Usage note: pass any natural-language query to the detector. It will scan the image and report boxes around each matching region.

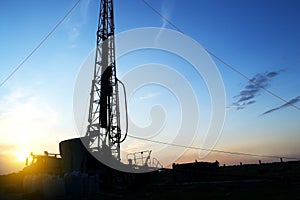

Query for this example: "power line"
[1,0,296,161]
[0,0,81,88]
[142,0,300,111]
[140,0,299,162]
[128,134,298,160]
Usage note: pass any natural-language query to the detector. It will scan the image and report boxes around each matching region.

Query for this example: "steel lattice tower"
[86,0,121,161]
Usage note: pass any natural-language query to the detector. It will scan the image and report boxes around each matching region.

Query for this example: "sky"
[0,0,299,174]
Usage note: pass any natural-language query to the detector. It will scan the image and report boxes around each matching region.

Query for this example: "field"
[1,161,300,200]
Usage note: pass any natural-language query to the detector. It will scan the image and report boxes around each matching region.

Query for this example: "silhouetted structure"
[85,0,123,161]
[172,161,219,182]
[22,152,61,175]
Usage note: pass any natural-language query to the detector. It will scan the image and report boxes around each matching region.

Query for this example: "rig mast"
[86,0,121,161]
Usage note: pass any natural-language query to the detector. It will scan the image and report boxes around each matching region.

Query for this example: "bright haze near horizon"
[0,0,299,175]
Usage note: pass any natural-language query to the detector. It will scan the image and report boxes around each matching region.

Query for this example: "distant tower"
[86,0,121,161]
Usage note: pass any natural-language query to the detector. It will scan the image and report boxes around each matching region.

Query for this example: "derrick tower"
[86,0,121,161]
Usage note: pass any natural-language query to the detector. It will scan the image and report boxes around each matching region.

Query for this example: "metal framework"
[86,0,121,161]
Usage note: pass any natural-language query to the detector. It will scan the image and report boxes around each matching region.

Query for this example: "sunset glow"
[0,0,299,175]
[16,149,28,163]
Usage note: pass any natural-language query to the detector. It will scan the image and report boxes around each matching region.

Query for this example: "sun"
[16,149,28,163]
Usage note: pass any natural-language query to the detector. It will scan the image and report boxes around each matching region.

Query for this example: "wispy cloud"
[155,0,174,43]
[139,92,161,100]
[260,96,300,116]
[160,0,173,29]
[80,0,90,20]
[0,89,69,164]
[232,70,282,110]
[65,0,91,47]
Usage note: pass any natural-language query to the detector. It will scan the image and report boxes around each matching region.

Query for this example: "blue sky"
[0,0,299,174]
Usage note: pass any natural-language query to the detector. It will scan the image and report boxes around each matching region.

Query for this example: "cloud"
[139,92,161,100]
[266,71,278,78]
[0,88,78,173]
[155,0,174,43]
[160,0,173,28]
[0,89,66,161]
[260,96,300,116]
[65,0,91,47]
[232,70,281,110]
[0,144,17,155]
[80,0,90,20]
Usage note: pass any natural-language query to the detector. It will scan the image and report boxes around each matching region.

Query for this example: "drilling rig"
[23,4,126,188]
[57,0,164,178]
[57,0,126,177]
[85,0,123,162]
